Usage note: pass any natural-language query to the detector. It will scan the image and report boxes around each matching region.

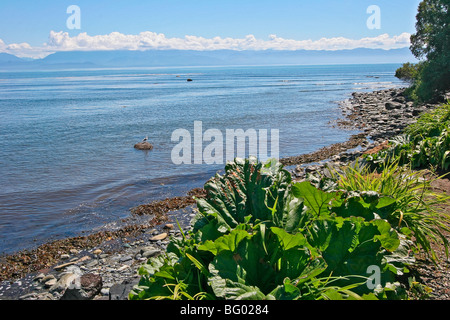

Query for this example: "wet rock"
[33,273,46,282]
[134,142,154,150]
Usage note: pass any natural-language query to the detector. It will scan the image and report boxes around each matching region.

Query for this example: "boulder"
[134,142,153,150]
[412,108,425,117]
[60,273,103,300]
[49,272,80,293]
[385,102,402,110]
[109,278,139,300]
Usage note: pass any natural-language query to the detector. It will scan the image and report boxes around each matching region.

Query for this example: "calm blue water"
[0,64,405,254]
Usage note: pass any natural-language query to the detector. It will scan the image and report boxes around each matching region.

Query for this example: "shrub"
[363,103,450,172]
[395,62,423,83]
[129,157,427,300]
[328,161,450,262]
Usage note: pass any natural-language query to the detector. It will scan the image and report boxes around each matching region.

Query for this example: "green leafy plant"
[193,156,310,239]
[129,157,426,300]
[364,103,450,172]
[326,160,450,263]
[405,102,450,141]
[129,221,373,300]
[403,0,450,102]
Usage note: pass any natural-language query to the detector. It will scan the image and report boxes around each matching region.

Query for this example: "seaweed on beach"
[130,188,206,217]
[0,188,207,282]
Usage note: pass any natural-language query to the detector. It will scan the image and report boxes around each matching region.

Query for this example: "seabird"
[143,136,148,142]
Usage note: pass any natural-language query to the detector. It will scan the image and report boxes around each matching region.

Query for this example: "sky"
[0,0,423,58]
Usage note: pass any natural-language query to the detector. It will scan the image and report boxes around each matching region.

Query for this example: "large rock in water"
[134,142,153,150]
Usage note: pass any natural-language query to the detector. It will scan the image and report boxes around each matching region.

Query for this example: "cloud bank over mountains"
[0,31,412,59]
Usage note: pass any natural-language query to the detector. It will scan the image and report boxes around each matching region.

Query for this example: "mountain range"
[0,48,417,69]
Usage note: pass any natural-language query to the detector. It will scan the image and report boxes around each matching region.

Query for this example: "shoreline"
[0,86,439,300]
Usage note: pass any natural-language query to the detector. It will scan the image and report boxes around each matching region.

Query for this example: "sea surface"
[0,64,405,255]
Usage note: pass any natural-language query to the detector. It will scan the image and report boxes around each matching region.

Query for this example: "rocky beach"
[1,87,449,301]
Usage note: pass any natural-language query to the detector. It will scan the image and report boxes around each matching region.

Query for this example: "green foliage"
[407,0,450,102]
[364,103,450,172]
[395,62,423,83]
[405,102,450,140]
[327,161,450,262]
[128,157,440,300]
[407,277,433,299]
[193,157,309,237]
[342,103,450,265]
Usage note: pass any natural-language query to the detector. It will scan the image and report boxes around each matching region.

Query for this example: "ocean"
[0,64,405,255]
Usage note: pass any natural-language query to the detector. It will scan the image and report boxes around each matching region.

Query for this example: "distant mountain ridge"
[0,52,25,63]
[0,48,417,69]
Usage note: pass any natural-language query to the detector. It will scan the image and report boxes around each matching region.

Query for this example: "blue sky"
[0,0,422,58]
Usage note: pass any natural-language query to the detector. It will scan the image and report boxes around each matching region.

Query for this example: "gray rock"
[109,278,139,300]
[33,273,45,282]
[44,278,57,288]
[385,102,402,110]
[49,273,79,293]
[101,288,110,296]
[85,259,99,268]
[19,292,38,300]
[141,248,161,259]
[65,265,83,276]
[60,273,103,300]
[119,255,133,263]
[41,274,56,283]
[412,108,424,117]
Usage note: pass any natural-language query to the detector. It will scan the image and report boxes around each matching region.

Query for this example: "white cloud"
[0,31,412,59]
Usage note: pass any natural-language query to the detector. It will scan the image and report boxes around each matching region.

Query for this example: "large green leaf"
[202,157,273,225]
[292,181,337,217]
[198,228,250,255]
[208,260,267,300]
[372,219,401,253]
[193,157,308,234]
[203,224,329,299]
[306,216,398,293]
[270,227,314,282]
[271,190,309,232]
[130,251,202,300]
[268,278,302,300]
[271,227,307,250]
[331,192,397,221]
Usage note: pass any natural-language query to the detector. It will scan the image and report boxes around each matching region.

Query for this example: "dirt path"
[409,176,450,300]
